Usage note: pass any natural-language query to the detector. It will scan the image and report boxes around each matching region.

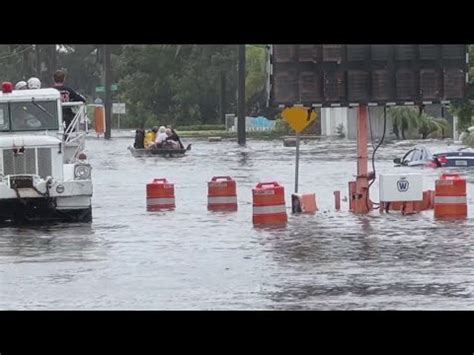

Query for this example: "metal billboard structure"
[267,44,469,215]
[268,45,468,108]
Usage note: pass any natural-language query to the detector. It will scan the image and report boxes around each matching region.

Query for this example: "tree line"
[0,44,472,135]
[0,44,270,129]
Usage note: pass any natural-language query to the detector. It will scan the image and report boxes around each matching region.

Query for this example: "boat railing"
[62,102,88,162]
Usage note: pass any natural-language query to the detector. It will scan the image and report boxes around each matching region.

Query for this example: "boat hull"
[129,145,190,157]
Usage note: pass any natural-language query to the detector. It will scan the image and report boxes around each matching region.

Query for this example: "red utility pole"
[353,105,372,214]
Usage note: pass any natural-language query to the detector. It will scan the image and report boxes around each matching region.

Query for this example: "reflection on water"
[0,137,473,309]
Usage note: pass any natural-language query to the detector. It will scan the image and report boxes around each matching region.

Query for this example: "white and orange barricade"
[291,193,318,214]
[146,178,176,211]
[252,182,288,225]
[380,190,434,214]
[434,173,467,219]
[207,176,238,211]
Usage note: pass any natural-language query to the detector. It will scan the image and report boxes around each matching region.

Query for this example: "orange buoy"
[291,193,318,213]
[94,105,106,137]
[207,176,238,211]
[434,173,467,219]
[146,178,175,211]
[252,181,287,225]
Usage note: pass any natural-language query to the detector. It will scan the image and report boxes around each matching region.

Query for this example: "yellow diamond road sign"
[281,107,317,133]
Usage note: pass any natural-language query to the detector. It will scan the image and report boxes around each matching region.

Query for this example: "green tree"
[116,45,240,128]
[246,44,266,115]
[415,114,449,139]
[0,45,36,82]
[389,106,449,139]
[388,107,416,139]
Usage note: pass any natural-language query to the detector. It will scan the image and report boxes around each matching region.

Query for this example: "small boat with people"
[129,125,191,158]
[393,144,474,168]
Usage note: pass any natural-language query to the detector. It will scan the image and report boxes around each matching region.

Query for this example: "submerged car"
[394,145,474,168]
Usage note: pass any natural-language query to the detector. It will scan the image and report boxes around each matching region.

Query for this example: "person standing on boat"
[154,126,167,148]
[52,70,86,132]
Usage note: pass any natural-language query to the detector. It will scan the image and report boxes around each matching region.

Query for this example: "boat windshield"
[1,101,58,132]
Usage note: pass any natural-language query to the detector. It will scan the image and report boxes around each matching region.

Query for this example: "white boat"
[0,83,92,223]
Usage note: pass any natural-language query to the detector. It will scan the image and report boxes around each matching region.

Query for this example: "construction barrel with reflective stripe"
[146,178,176,211]
[252,181,287,224]
[208,176,237,211]
[434,173,467,219]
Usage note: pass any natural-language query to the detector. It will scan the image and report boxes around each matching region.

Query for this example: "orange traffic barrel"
[207,176,237,211]
[434,173,467,219]
[94,105,106,137]
[252,181,287,225]
[146,178,175,211]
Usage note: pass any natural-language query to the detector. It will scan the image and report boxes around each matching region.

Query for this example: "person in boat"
[154,126,168,148]
[144,126,158,149]
[164,128,181,149]
[166,126,184,149]
[134,128,145,149]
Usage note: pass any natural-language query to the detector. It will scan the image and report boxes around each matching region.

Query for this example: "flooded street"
[0,136,473,309]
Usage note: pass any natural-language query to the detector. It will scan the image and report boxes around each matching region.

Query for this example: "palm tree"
[416,114,449,139]
[388,106,419,139]
[464,132,474,147]
[388,106,449,140]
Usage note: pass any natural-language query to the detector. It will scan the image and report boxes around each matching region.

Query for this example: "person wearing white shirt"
[155,126,168,148]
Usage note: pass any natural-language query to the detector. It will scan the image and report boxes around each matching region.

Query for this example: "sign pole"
[237,44,246,146]
[104,45,113,140]
[118,113,121,130]
[295,132,300,193]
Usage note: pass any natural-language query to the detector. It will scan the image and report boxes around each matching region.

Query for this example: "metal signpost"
[281,107,317,193]
[112,103,126,129]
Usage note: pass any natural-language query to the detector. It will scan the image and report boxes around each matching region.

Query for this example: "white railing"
[61,102,88,162]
